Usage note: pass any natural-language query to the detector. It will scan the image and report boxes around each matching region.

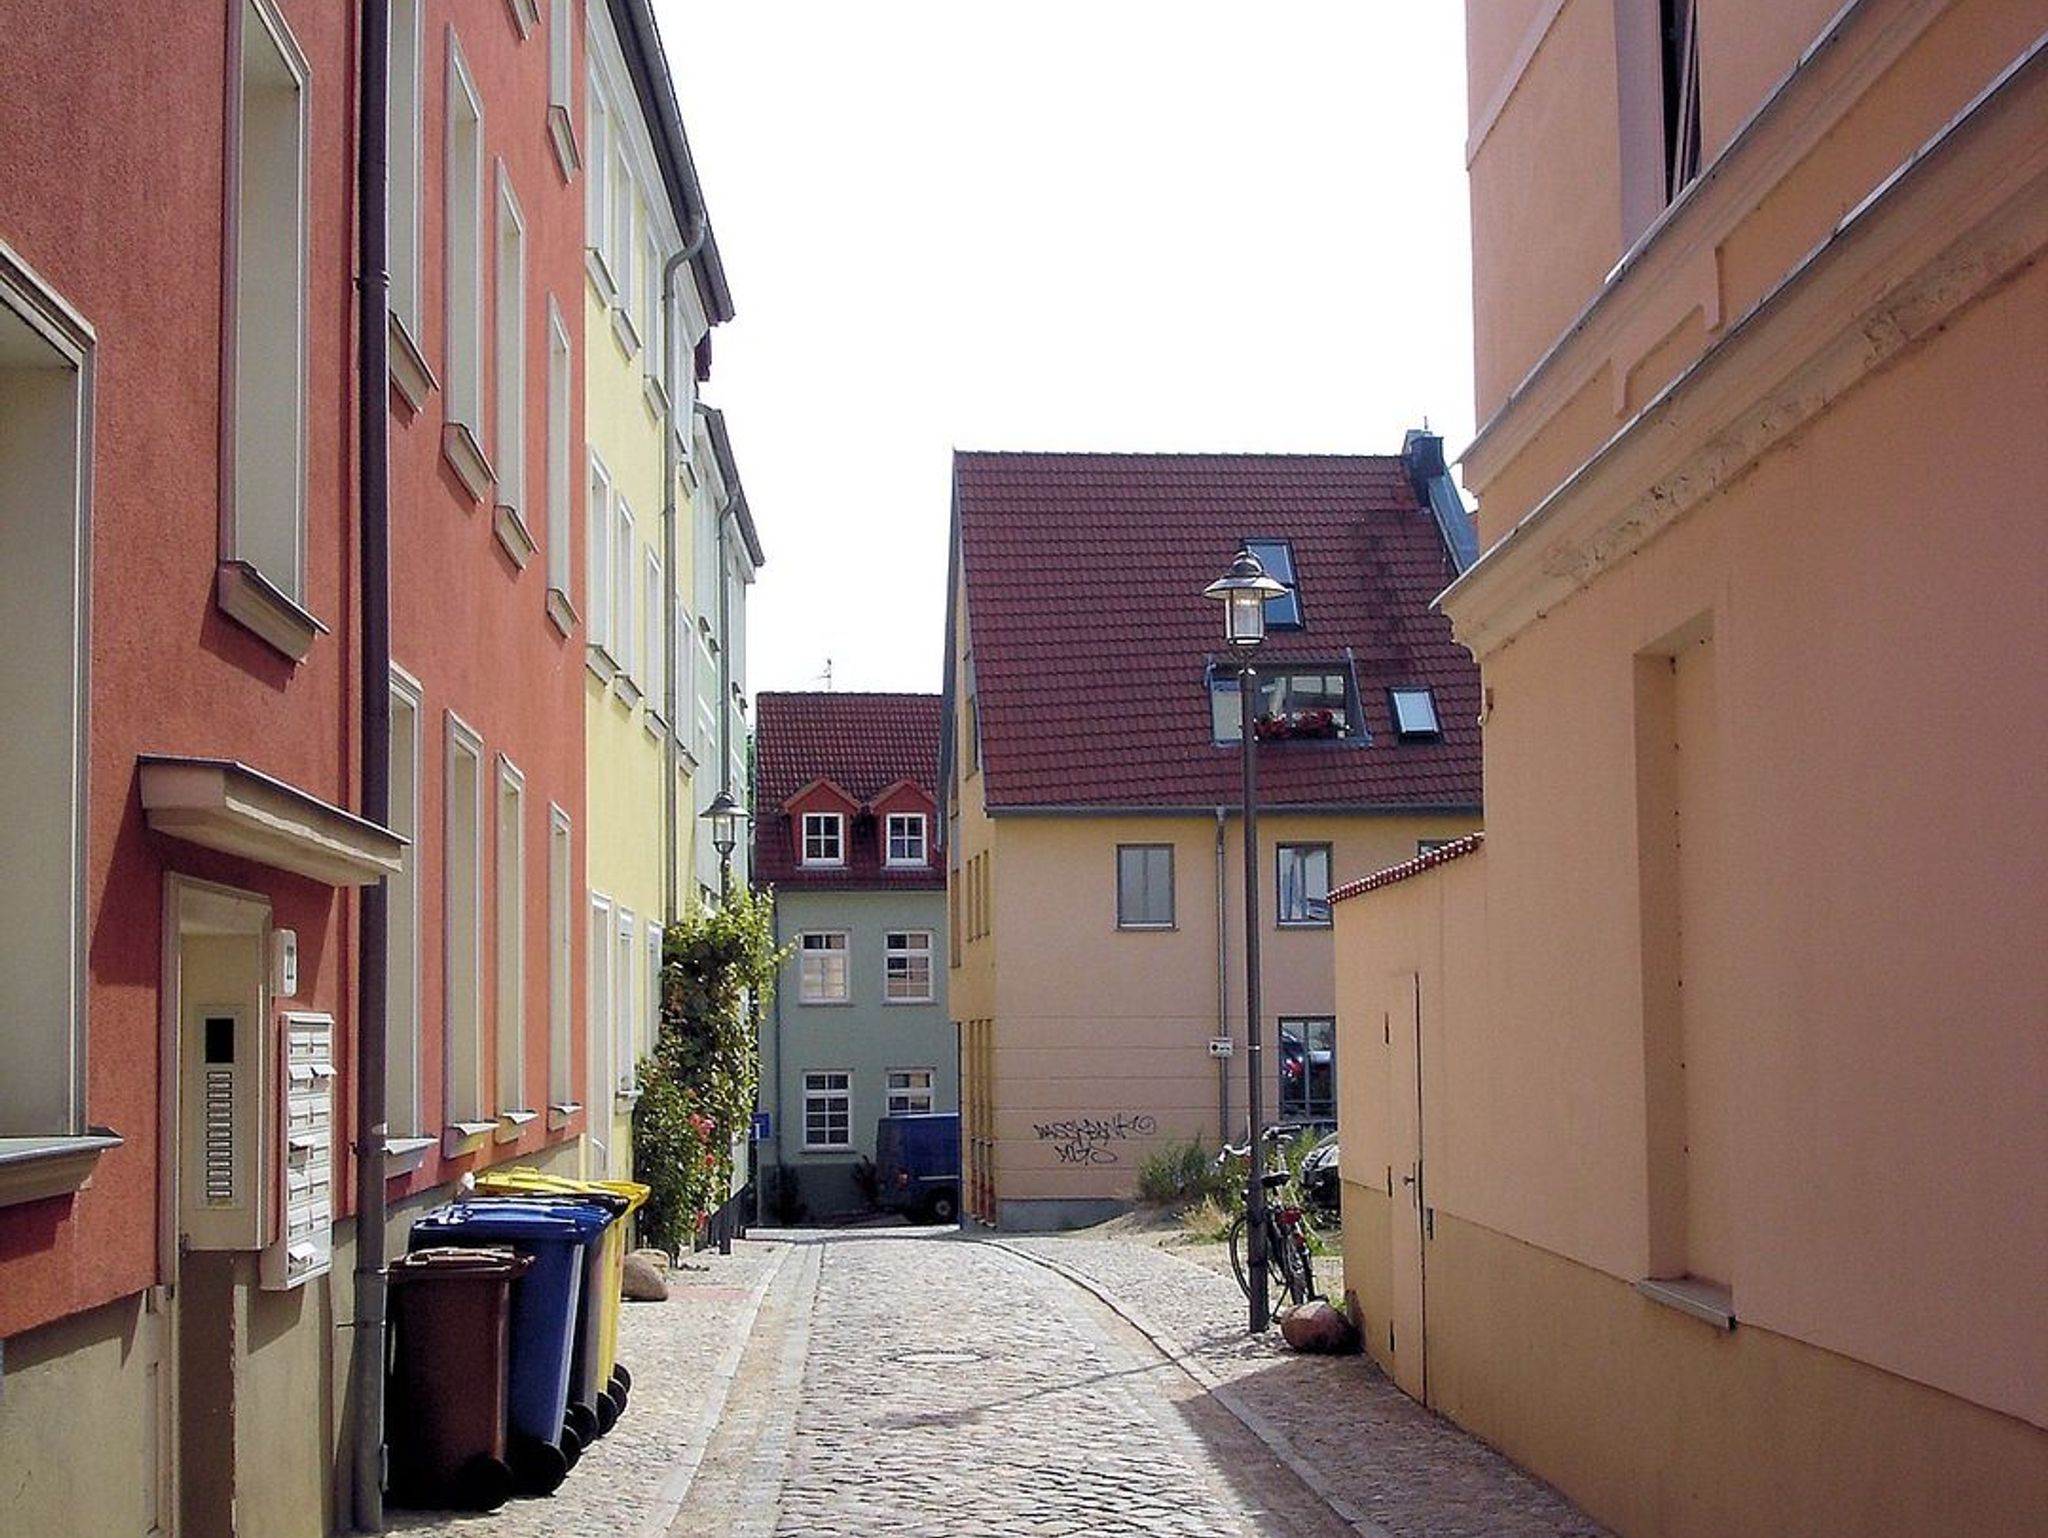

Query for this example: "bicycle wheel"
[1277,1228,1314,1305]
[1227,1213,1253,1301]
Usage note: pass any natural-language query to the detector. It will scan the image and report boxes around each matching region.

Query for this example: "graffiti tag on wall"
[1031,1112,1158,1165]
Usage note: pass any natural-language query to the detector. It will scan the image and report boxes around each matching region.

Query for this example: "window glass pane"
[1245,538,1302,627]
[885,931,933,1001]
[799,932,849,1002]
[1277,844,1331,926]
[1391,686,1441,738]
[1279,1017,1337,1122]
[1117,845,1172,928]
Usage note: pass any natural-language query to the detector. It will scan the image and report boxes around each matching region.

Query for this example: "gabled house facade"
[941,443,1483,1231]
[577,0,735,1183]
[754,693,953,1220]
[1331,3,2048,1534]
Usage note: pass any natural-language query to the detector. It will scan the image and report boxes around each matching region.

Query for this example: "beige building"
[942,445,1483,1230]
[1333,3,2048,1535]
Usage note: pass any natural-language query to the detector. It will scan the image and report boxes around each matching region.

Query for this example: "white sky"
[661,3,1475,697]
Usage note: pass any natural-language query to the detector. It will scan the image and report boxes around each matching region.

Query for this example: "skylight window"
[1390,686,1442,740]
[1245,538,1302,628]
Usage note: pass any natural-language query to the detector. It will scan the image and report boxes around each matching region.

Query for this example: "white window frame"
[609,146,636,348]
[586,453,613,660]
[546,0,579,177]
[544,296,573,624]
[887,1069,936,1116]
[614,908,638,1096]
[0,249,92,1143]
[444,713,485,1125]
[385,669,422,1139]
[646,923,664,1067]
[547,805,573,1110]
[1276,842,1333,929]
[644,549,665,727]
[613,497,637,682]
[884,812,928,867]
[642,224,663,389]
[493,163,528,526]
[1389,686,1442,740]
[228,0,309,611]
[884,931,934,1004]
[1116,843,1175,930]
[588,893,613,1135]
[388,0,424,338]
[494,755,527,1117]
[798,931,850,1005]
[584,63,613,294]
[802,1071,852,1150]
[443,33,486,450]
[801,811,844,868]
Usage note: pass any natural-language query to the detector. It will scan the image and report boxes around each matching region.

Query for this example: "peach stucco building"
[942,445,1482,1230]
[1332,3,2048,1535]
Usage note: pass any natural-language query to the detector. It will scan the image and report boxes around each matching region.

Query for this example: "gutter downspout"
[659,217,707,924]
[351,1,391,1528]
[1214,806,1229,1146]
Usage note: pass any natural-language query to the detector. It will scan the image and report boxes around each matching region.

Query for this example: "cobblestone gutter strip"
[985,1236,1392,1538]
[988,1235,1612,1538]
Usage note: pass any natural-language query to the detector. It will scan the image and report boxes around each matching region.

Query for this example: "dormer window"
[1244,538,1302,628]
[885,812,928,866]
[1389,686,1442,741]
[801,811,844,866]
[1211,662,1360,743]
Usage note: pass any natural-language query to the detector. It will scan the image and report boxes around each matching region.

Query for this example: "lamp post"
[1204,547,1287,1333]
[702,787,746,900]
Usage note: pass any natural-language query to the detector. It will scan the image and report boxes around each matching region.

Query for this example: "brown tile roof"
[951,452,1484,811]
[753,692,945,890]
[1330,831,1486,904]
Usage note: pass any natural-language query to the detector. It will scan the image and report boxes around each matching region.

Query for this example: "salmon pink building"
[1332,3,2048,1534]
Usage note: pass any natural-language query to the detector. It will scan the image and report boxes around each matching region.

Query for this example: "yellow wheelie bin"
[473,1168,649,1431]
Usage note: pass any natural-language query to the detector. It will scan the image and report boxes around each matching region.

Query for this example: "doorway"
[1386,971,1427,1401]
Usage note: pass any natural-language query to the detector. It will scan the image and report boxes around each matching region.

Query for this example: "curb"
[984,1238,1391,1538]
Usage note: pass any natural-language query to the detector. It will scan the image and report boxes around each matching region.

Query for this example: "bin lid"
[412,1203,607,1244]
[476,1168,651,1214]
[390,1245,532,1282]
[470,1187,631,1217]
[455,1195,618,1231]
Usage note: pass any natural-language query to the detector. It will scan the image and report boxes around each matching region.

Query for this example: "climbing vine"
[632,888,787,1256]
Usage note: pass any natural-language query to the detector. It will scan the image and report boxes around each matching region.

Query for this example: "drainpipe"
[1214,807,1230,1146]
[659,216,707,925]
[351,1,392,1529]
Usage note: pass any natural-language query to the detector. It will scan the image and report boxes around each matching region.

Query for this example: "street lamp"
[1203,547,1287,1333]
[701,787,747,899]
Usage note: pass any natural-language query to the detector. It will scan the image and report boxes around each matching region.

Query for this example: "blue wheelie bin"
[410,1200,609,1495]
[459,1191,632,1447]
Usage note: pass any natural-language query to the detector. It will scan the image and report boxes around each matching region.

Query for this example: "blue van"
[874,1113,960,1224]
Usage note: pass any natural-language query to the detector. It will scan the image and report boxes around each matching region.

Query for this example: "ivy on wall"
[633,888,787,1256]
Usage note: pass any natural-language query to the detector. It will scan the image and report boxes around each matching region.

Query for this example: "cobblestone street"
[388,1226,1611,1538]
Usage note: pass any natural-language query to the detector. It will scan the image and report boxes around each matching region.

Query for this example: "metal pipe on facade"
[1214,806,1230,1146]
[350,0,392,1526]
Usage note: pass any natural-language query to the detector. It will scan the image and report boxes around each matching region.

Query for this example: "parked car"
[1298,1132,1340,1225]
[874,1113,960,1224]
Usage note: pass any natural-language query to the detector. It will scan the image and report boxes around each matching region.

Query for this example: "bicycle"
[1217,1139,1317,1311]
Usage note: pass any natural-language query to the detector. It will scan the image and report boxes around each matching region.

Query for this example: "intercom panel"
[181,998,272,1251]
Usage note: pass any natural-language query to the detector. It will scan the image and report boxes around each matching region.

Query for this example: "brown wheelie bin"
[386,1246,531,1511]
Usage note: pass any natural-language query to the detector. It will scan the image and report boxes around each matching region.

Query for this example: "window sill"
[383,1135,435,1179]
[547,1101,583,1130]
[545,586,579,638]
[547,106,580,181]
[884,998,937,1007]
[613,1087,641,1109]
[0,1131,122,1209]
[586,643,619,684]
[1636,1276,1736,1332]
[388,313,438,411]
[610,304,642,361]
[493,502,537,568]
[504,0,537,39]
[642,372,668,421]
[798,997,854,1008]
[495,1108,538,1143]
[441,421,495,505]
[1276,920,1334,931]
[585,246,616,304]
[799,860,847,871]
[1116,923,1178,933]
[217,561,328,663]
[440,1121,496,1159]
[615,672,643,710]
[643,709,665,740]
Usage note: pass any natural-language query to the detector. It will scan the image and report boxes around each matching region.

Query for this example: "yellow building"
[1333,4,2048,1535]
[578,0,734,1179]
[942,444,1483,1230]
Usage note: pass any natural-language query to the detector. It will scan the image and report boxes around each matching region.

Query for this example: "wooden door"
[1385,971,1427,1401]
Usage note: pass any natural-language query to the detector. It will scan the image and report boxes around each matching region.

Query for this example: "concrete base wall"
[996,1196,1130,1233]
[1345,1204,2048,1538]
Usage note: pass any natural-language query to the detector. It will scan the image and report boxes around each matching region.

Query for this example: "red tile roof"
[950,452,1484,811]
[1330,831,1486,904]
[753,692,945,890]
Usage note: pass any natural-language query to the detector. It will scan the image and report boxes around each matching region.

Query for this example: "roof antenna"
[823,657,833,692]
